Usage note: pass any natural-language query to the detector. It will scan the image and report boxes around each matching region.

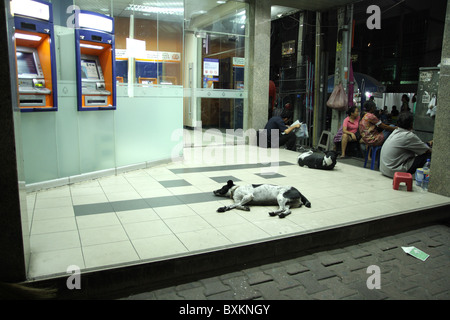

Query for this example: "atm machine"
[12,0,57,111]
[74,10,116,111]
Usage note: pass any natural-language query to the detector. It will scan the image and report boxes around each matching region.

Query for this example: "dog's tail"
[300,193,311,208]
[283,187,311,208]
[287,187,311,208]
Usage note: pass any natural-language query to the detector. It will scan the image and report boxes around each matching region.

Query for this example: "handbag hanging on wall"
[327,83,348,111]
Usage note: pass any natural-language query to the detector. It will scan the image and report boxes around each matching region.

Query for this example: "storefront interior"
[5,0,450,287]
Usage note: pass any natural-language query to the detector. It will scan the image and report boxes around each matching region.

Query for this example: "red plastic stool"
[393,172,413,191]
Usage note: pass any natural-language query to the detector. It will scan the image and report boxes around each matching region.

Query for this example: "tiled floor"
[26,143,450,279]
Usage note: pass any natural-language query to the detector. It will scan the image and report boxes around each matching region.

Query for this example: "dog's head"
[213,180,235,197]
[323,150,338,167]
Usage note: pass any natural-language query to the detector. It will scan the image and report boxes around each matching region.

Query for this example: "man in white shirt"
[380,112,432,178]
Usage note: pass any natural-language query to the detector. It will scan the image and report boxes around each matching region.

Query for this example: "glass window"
[184,0,249,131]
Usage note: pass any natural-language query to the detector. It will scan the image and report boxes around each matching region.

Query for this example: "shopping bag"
[327,83,348,111]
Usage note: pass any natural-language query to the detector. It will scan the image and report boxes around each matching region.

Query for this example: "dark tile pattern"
[73,161,296,216]
[158,179,191,188]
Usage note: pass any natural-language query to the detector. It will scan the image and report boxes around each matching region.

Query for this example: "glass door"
[184,0,249,132]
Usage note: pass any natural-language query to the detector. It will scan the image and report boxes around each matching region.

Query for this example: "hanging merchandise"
[326,82,348,111]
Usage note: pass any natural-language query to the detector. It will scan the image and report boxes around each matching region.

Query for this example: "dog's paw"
[268,212,278,217]
[305,201,311,208]
[217,206,227,212]
[243,206,250,211]
[278,213,286,219]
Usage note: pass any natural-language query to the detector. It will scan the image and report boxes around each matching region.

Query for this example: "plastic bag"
[295,123,309,138]
[327,83,348,111]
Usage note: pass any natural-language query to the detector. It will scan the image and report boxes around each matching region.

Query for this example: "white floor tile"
[132,234,188,260]
[168,186,203,195]
[105,191,142,201]
[140,187,175,198]
[30,230,81,253]
[164,215,212,234]
[82,241,139,269]
[76,212,121,229]
[153,204,198,219]
[200,211,249,228]
[33,206,75,221]
[101,184,136,195]
[31,217,77,235]
[288,210,339,231]
[253,218,305,237]
[72,193,109,205]
[122,220,173,240]
[217,223,270,244]
[79,225,129,246]
[187,201,227,215]
[176,228,232,252]
[116,208,160,224]
[28,247,85,278]
[34,196,73,209]
[70,186,105,197]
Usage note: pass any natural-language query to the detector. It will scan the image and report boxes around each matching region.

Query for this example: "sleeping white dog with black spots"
[213,180,311,218]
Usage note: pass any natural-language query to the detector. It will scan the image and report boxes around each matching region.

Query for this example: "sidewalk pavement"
[121,224,450,300]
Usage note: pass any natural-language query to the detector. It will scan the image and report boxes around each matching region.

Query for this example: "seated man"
[380,112,432,178]
[260,110,300,151]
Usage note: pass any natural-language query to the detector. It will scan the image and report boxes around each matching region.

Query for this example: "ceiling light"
[80,43,104,50]
[126,4,183,15]
[15,33,42,41]
[217,1,227,3]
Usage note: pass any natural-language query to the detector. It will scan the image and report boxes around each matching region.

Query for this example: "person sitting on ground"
[359,103,397,147]
[339,106,361,158]
[380,112,432,178]
[261,109,300,151]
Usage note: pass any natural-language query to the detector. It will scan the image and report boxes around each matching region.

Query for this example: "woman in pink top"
[340,106,360,158]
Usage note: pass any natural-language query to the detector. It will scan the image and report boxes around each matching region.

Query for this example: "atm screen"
[17,51,38,76]
[81,59,100,80]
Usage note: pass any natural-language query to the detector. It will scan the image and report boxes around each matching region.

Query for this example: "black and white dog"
[297,150,337,170]
[213,180,311,218]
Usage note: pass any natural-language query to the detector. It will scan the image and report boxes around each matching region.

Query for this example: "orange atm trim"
[80,40,114,109]
[15,30,54,108]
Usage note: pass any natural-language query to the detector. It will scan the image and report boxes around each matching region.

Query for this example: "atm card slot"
[84,96,108,106]
[19,95,46,106]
